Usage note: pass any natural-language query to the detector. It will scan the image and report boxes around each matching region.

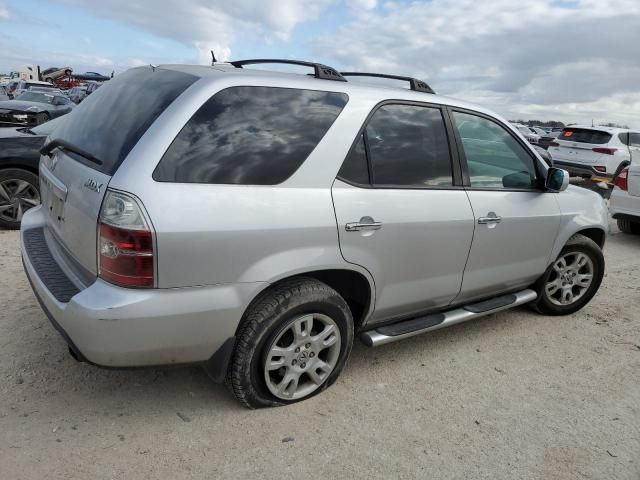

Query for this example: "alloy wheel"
[0,178,40,223]
[263,313,341,401]
[545,252,594,306]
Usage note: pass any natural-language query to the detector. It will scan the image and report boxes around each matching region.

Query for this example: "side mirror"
[546,167,570,192]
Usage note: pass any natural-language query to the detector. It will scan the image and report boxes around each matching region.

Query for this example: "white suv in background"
[549,126,639,178]
[610,132,640,233]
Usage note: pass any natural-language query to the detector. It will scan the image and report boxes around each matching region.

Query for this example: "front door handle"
[478,212,502,224]
[345,216,382,232]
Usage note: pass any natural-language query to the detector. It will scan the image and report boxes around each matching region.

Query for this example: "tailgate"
[552,142,604,164]
[40,150,110,277]
[628,162,640,197]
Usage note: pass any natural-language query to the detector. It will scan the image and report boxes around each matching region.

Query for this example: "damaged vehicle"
[0,91,74,127]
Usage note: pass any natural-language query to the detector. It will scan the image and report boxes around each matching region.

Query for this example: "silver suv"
[21,60,608,408]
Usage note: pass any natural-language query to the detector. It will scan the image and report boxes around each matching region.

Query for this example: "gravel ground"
[0,221,639,480]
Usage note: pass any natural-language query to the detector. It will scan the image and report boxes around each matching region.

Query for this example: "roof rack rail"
[339,72,435,94]
[229,59,346,82]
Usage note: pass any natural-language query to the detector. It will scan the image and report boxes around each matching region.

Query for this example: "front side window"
[453,111,538,189]
[154,86,348,185]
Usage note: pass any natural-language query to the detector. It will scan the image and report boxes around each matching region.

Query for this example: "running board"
[360,289,537,347]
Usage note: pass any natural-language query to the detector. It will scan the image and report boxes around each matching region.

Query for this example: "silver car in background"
[21,61,608,408]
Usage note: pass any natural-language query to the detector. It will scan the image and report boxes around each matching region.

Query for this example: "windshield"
[51,66,197,174]
[15,91,55,104]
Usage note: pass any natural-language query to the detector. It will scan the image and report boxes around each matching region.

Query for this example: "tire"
[44,77,53,83]
[226,277,354,408]
[617,218,640,234]
[0,169,41,229]
[35,112,50,125]
[531,234,604,316]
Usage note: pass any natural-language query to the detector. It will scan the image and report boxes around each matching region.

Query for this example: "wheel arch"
[575,227,606,249]
[236,267,375,335]
[0,162,39,176]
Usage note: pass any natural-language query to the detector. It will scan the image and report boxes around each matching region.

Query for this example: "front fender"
[549,185,608,263]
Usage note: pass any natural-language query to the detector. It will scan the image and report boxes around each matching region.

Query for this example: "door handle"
[345,217,382,232]
[478,212,502,224]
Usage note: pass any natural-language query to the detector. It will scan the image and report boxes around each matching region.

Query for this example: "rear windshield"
[559,128,612,145]
[50,67,197,174]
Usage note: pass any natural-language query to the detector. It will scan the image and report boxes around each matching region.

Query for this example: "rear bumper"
[20,206,266,369]
[552,160,609,178]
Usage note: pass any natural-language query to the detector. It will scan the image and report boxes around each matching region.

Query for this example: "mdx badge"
[84,178,103,193]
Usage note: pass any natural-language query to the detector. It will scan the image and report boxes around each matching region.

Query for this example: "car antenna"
[211,50,217,65]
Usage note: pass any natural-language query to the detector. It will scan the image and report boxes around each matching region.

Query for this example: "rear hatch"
[39,66,197,280]
[551,127,613,164]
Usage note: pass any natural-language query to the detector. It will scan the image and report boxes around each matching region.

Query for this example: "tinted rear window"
[559,128,612,145]
[51,67,197,174]
[153,86,348,185]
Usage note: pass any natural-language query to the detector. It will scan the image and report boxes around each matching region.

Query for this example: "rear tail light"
[592,147,617,155]
[593,166,607,174]
[549,141,560,147]
[98,190,154,288]
[614,167,629,191]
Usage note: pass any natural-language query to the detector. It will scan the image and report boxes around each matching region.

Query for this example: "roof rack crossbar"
[339,72,435,94]
[229,59,346,82]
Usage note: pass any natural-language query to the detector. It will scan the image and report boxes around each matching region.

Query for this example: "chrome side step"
[360,289,537,347]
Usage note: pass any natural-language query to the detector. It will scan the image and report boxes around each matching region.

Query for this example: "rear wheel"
[617,218,640,234]
[0,169,41,229]
[531,234,604,315]
[227,278,354,408]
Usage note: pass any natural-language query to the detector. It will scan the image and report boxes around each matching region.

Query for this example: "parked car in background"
[549,126,640,178]
[0,86,8,101]
[21,62,607,408]
[74,71,110,82]
[0,116,64,228]
[0,91,74,127]
[610,133,640,233]
[85,81,102,95]
[514,124,541,145]
[12,80,59,98]
[5,81,19,98]
[530,127,558,149]
[41,67,73,83]
[67,86,88,104]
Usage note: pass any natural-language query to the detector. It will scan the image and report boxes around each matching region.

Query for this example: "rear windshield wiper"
[40,139,103,166]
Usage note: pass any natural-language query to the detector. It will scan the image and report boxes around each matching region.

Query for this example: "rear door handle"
[345,217,382,232]
[478,212,502,224]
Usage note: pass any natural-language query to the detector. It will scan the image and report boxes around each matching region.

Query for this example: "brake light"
[549,141,560,147]
[592,147,617,155]
[614,167,629,191]
[593,166,607,173]
[98,190,154,288]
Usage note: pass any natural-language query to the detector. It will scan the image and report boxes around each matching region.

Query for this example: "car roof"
[155,63,508,122]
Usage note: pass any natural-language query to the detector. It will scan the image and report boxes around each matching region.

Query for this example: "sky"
[1,0,639,127]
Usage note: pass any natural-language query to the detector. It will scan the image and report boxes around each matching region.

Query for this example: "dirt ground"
[0,221,639,480]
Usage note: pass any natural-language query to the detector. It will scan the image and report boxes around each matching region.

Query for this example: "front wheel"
[531,234,604,316]
[226,278,354,408]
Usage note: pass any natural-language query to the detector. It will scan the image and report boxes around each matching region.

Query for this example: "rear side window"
[559,128,612,145]
[629,133,640,147]
[154,87,348,185]
[339,104,453,187]
[51,67,198,175]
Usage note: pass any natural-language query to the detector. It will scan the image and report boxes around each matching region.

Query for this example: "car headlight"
[13,114,28,120]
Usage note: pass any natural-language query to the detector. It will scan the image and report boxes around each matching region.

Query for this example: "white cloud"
[314,0,640,126]
[55,0,334,60]
[346,0,377,10]
[0,5,9,20]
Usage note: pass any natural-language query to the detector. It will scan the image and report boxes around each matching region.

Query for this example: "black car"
[0,116,63,229]
[0,91,74,127]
